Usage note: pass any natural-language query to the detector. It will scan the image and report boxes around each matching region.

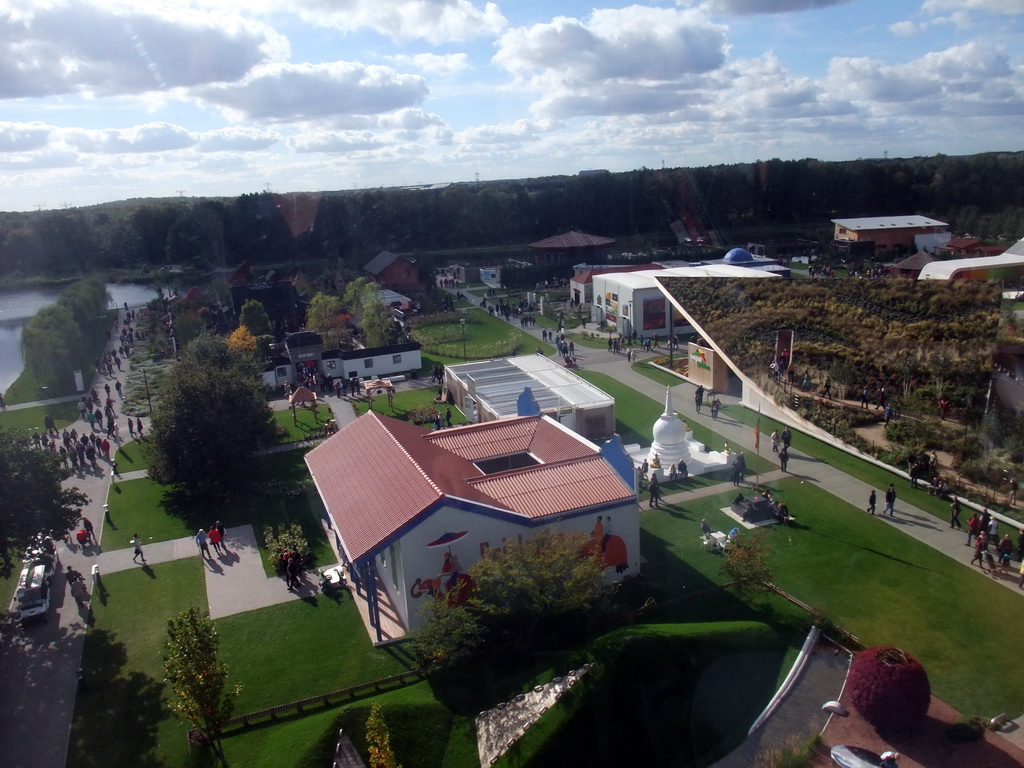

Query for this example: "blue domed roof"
[723,247,754,263]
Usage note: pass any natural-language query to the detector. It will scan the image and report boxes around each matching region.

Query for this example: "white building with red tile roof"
[305,412,638,643]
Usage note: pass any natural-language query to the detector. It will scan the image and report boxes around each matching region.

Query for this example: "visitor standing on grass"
[884,484,896,516]
[195,528,211,559]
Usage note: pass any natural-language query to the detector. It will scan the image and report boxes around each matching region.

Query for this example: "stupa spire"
[664,386,673,416]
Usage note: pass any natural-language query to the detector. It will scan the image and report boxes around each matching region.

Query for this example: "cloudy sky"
[1,0,1021,211]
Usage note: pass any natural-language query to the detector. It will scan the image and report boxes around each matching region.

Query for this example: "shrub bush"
[263,522,312,573]
[944,716,986,744]
[848,646,930,733]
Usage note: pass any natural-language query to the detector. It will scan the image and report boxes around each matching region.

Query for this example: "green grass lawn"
[412,308,555,360]
[69,557,416,768]
[68,558,208,768]
[0,400,82,434]
[639,477,1024,718]
[352,386,468,427]
[114,439,150,472]
[272,402,342,443]
[103,451,334,577]
[631,359,686,388]
[570,330,618,349]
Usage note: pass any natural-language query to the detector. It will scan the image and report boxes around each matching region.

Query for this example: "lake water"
[0,283,158,393]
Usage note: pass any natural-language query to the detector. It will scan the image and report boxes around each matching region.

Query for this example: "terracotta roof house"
[364,250,423,291]
[305,412,638,643]
[892,250,938,278]
[528,231,616,265]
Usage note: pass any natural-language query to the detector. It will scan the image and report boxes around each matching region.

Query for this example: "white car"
[15,559,54,627]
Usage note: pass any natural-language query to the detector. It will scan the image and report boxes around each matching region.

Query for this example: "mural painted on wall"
[409,531,475,604]
[584,515,629,574]
[605,292,618,324]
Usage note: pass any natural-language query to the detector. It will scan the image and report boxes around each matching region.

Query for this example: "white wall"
[380,499,640,631]
[338,349,421,380]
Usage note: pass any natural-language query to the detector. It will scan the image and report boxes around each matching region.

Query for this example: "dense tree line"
[2,152,1024,277]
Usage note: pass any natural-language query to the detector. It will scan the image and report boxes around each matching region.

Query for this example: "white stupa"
[625,387,730,479]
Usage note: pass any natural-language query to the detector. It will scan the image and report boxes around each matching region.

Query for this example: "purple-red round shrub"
[848,645,931,732]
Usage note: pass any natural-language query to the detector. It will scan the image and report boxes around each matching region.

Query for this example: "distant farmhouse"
[364,250,423,292]
[831,215,949,258]
[528,231,616,265]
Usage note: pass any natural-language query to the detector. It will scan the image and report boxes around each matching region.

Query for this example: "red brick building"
[364,250,423,291]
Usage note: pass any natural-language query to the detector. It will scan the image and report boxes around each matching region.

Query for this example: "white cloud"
[827,41,1016,104]
[0,122,54,152]
[387,53,471,76]
[889,20,921,36]
[0,149,79,170]
[195,127,280,152]
[0,1,286,99]
[196,62,428,122]
[494,7,726,83]
[922,0,1024,14]
[288,132,382,153]
[706,0,852,13]
[290,0,506,44]
[455,118,556,146]
[64,122,196,153]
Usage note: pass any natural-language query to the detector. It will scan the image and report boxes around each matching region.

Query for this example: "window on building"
[364,358,374,368]
[276,366,288,378]
[392,354,402,364]
[326,360,336,370]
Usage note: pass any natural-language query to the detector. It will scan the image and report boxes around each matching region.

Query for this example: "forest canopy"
[1,151,1023,277]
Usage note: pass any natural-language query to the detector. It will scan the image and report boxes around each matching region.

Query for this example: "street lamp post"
[142,367,152,414]
[460,318,467,361]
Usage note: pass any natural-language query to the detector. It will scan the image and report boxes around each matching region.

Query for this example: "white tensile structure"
[624,387,730,479]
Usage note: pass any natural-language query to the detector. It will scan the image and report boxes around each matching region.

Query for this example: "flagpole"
[755,405,761,492]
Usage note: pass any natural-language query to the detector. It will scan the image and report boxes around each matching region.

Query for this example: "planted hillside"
[661,277,1004,481]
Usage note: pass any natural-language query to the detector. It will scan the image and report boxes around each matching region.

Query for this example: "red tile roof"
[529,231,616,249]
[942,238,983,250]
[305,413,633,561]
[423,416,594,463]
[467,455,633,518]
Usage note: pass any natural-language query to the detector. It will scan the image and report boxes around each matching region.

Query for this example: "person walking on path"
[195,528,211,559]
[781,426,792,452]
[770,430,779,453]
[131,533,146,564]
[694,385,705,413]
[949,496,963,529]
[867,490,876,515]
[215,521,228,553]
[883,484,896,516]
[966,513,982,547]
[970,532,990,569]
[208,525,224,556]
[82,516,96,545]
[779,445,789,472]
[649,473,662,508]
